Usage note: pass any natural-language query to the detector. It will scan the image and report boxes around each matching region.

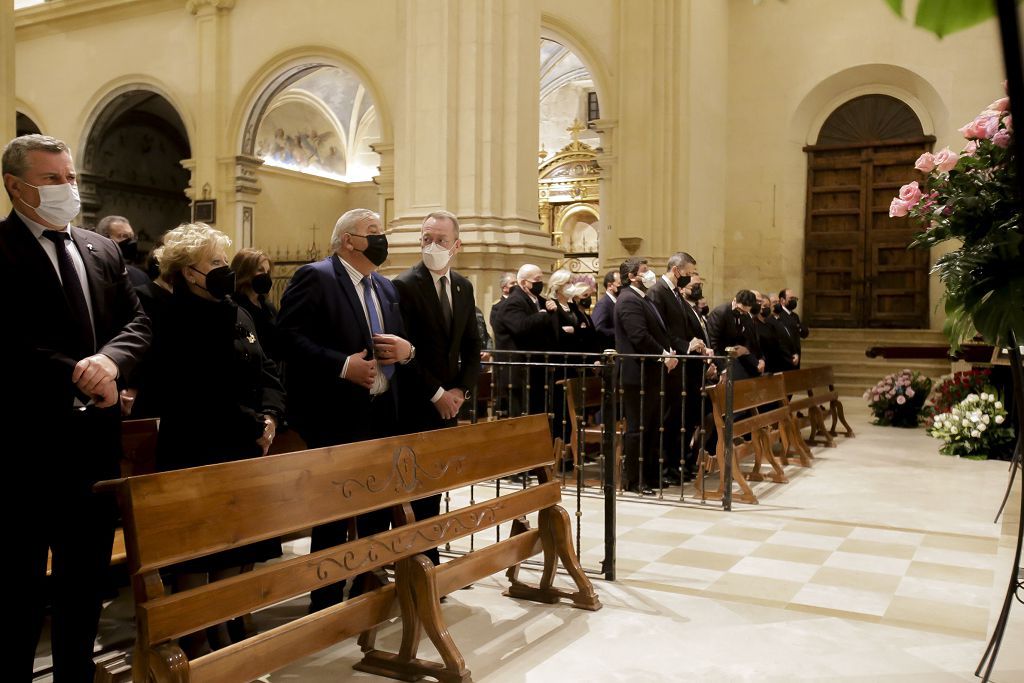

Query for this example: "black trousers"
[21,407,120,683]
[661,372,684,475]
[306,392,398,612]
[622,384,661,489]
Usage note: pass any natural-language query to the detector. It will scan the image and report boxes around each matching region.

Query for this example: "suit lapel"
[70,227,107,321]
[415,263,447,339]
[4,212,66,305]
[331,256,373,349]
[447,272,468,356]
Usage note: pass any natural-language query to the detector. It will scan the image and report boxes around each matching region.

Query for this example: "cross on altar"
[566,119,586,142]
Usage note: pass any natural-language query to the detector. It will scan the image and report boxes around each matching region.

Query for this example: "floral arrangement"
[923,368,994,427]
[889,92,1023,348]
[927,391,1015,460]
[863,369,933,427]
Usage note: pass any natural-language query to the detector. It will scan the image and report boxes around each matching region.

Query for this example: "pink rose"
[933,147,959,173]
[889,198,910,218]
[988,97,1010,112]
[963,140,979,156]
[993,129,1011,148]
[1005,114,1013,133]
[896,395,906,405]
[906,388,915,398]
[983,114,1001,138]
[960,114,999,140]
[898,181,922,205]
[914,152,936,173]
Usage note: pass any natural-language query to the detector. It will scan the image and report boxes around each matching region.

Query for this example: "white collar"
[629,284,646,299]
[661,273,676,289]
[429,267,452,287]
[338,254,370,288]
[606,291,617,302]
[17,209,69,238]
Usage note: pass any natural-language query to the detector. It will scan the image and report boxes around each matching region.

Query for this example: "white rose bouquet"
[927,391,1015,460]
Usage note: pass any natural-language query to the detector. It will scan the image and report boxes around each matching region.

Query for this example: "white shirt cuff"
[340,356,350,379]
[430,386,445,403]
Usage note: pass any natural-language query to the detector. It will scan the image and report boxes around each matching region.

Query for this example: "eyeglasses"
[421,235,454,249]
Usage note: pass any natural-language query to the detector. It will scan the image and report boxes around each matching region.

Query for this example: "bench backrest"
[780,366,837,396]
[108,415,555,649]
[708,374,790,438]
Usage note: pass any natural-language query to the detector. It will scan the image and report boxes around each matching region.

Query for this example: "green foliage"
[882,0,1009,38]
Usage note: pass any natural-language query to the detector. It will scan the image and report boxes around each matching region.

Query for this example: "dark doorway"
[80,91,191,254]
[803,95,933,328]
[16,112,41,136]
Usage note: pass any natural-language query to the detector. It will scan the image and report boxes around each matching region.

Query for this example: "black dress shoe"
[626,484,655,495]
[662,471,681,486]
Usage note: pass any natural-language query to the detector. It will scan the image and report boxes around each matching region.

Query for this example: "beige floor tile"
[679,533,762,556]
[629,562,724,589]
[766,530,847,551]
[848,526,926,546]
[789,583,893,616]
[824,551,912,576]
[920,533,998,555]
[905,560,994,587]
[783,520,853,537]
[658,547,743,571]
[837,538,918,560]
[912,546,998,570]
[706,572,804,603]
[895,575,992,608]
[637,516,716,535]
[729,556,821,583]
[810,566,902,594]
[753,543,832,565]
[619,528,691,547]
[884,596,989,637]
[704,522,777,542]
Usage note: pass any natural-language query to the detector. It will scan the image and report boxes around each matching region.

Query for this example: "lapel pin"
[86,243,95,252]
[456,285,461,293]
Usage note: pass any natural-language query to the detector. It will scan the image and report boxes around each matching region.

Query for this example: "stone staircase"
[800,328,952,397]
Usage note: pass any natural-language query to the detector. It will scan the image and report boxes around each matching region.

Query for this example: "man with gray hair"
[2,134,151,680]
[494,263,557,416]
[95,215,149,285]
[278,207,414,611]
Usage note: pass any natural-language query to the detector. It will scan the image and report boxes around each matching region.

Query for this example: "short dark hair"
[778,288,790,300]
[735,289,757,307]
[619,257,647,284]
[602,270,618,288]
[666,252,696,271]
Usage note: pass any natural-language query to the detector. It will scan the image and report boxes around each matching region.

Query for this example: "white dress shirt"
[337,255,389,396]
[18,210,96,331]
[428,267,453,403]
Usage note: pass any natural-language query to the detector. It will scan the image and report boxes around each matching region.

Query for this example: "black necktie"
[43,230,95,355]
[439,275,453,331]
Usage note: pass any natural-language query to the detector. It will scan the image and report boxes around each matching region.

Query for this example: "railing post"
[723,348,737,512]
[600,350,618,581]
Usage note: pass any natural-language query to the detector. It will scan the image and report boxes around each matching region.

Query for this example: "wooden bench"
[782,366,855,449]
[560,375,623,478]
[97,415,600,683]
[696,374,803,505]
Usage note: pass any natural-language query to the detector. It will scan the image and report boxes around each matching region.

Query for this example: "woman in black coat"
[231,247,281,363]
[150,222,286,654]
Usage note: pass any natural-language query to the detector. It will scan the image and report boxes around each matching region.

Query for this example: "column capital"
[224,154,264,196]
[186,0,235,16]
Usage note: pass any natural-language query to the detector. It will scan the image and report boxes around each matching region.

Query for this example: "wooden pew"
[783,366,854,447]
[97,415,600,683]
[560,374,623,477]
[696,374,800,505]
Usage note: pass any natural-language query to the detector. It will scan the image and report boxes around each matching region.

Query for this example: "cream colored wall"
[725,0,1003,328]
[1,0,15,216]
[251,167,354,257]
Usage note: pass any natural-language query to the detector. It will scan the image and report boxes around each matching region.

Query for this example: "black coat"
[591,292,617,350]
[496,285,555,353]
[778,308,809,355]
[648,277,691,356]
[756,316,792,374]
[706,302,759,379]
[614,286,673,386]
[153,288,285,471]
[126,280,173,417]
[235,292,281,362]
[393,263,481,431]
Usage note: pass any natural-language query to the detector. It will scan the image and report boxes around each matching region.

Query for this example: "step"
[803,359,950,377]
[806,328,947,342]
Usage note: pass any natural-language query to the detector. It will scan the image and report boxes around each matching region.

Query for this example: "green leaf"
[883,0,904,16]
[913,0,998,38]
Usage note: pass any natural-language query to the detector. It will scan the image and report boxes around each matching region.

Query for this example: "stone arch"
[233,47,393,161]
[789,64,945,146]
[15,99,46,136]
[540,17,613,123]
[557,203,600,253]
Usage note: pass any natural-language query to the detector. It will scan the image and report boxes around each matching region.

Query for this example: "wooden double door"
[803,138,933,329]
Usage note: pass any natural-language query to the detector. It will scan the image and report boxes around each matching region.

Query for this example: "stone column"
[388,0,558,313]
[1,0,15,215]
[185,0,238,241]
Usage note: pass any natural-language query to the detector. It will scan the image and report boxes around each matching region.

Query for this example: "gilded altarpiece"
[538,127,601,276]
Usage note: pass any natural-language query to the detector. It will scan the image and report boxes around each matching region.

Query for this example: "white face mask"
[422,241,454,272]
[640,270,657,289]
[20,180,81,227]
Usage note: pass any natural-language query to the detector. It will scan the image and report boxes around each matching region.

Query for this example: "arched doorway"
[539,37,601,276]
[16,111,41,136]
[80,90,191,254]
[803,94,933,328]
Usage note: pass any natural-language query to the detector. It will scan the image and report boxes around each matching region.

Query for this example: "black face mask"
[686,285,703,302]
[119,238,139,263]
[699,305,710,317]
[786,298,798,311]
[251,272,273,295]
[677,274,692,289]
[579,297,593,309]
[353,233,389,266]
[529,281,544,297]
[773,303,783,315]
[190,264,235,300]
[750,303,762,317]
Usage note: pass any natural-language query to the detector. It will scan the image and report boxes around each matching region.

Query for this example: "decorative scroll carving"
[314,502,505,581]
[335,446,467,499]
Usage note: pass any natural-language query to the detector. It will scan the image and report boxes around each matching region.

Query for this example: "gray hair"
[516,263,541,282]
[546,268,573,297]
[666,251,696,271]
[1,134,72,178]
[330,208,380,251]
[498,272,515,288]
[96,215,130,237]
[423,209,460,237]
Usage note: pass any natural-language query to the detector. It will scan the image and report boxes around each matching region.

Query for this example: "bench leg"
[830,400,856,438]
[782,417,813,467]
[504,507,601,611]
[355,555,471,683]
[136,643,188,683]
[697,443,759,504]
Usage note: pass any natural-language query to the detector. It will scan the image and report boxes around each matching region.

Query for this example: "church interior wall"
[724,0,1003,329]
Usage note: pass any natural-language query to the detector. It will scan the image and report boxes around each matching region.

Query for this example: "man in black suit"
[591,269,620,350]
[494,263,557,416]
[679,273,718,470]
[778,288,809,367]
[95,215,149,286]
[278,207,414,610]
[2,134,151,681]
[614,257,678,494]
[758,291,795,373]
[648,252,706,484]
[488,272,514,415]
[394,210,481,564]
[706,289,760,380]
